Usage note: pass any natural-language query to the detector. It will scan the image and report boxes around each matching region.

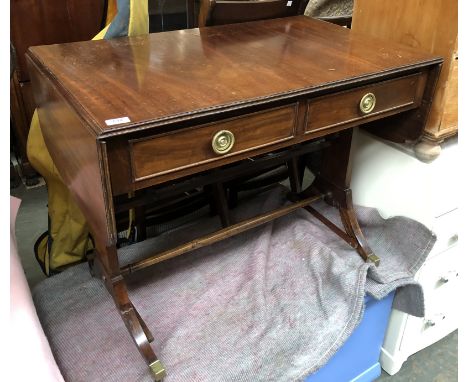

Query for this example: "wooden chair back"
[198,0,308,27]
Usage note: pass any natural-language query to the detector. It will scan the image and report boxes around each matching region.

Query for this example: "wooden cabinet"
[352,0,458,161]
[10,0,106,183]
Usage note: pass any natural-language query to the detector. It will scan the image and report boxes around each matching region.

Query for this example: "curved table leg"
[120,296,166,380]
[94,246,167,381]
[316,129,380,265]
[338,190,380,266]
[112,279,166,380]
[298,178,380,266]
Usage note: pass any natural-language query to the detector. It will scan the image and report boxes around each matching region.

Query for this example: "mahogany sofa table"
[27,16,442,380]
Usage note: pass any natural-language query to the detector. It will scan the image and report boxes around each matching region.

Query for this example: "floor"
[11,182,48,288]
[377,331,457,381]
[11,182,458,381]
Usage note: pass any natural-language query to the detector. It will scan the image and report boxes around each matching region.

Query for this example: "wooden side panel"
[10,72,31,162]
[10,72,38,179]
[352,0,458,140]
[11,0,105,81]
[26,53,115,268]
[438,44,458,138]
[130,105,297,181]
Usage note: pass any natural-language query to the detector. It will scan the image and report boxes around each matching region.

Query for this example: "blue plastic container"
[305,292,395,382]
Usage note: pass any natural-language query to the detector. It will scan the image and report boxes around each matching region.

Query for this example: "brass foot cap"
[367,254,380,266]
[149,360,167,381]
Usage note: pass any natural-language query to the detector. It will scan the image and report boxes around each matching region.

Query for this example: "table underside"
[91,129,381,380]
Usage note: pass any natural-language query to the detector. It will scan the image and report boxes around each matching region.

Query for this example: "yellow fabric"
[92,24,111,40]
[105,0,118,26]
[27,112,92,273]
[27,1,149,275]
[128,0,149,36]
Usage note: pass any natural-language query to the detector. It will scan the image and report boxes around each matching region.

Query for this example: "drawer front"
[401,307,458,357]
[428,208,458,258]
[400,246,460,355]
[130,105,297,181]
[306,73,426,133]
[416,246,461,307]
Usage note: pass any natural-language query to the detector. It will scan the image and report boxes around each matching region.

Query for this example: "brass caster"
[366,254,380,267]
[149,360,167,381]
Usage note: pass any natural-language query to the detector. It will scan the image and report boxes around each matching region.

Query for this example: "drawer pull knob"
[212,130,235,155]
[359,93,377,114]
[448,233,458,246]
[424,314,446,328]
[440,270,459,284]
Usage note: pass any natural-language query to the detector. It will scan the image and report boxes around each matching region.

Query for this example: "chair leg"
[287,157,302,194]
[211,182,231,227]
[227,187,238,209]
[134,205,147,242]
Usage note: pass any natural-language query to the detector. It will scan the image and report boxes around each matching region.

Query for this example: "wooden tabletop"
[27,16,441,137]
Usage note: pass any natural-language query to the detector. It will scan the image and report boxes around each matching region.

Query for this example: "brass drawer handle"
[439,270,459,284]
[424,314,446,328]
[212,130,235,155]
[359,92,376,114]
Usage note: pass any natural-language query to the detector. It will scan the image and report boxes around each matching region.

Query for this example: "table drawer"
[306,73,426,133]
[130,105,297,181]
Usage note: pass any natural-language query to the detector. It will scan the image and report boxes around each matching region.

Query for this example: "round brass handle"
[212,130,235,155]
[359,92,377,114]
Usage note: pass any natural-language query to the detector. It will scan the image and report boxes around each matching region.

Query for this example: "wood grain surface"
[27,15,444,378]
[11,0,105,82]
[352,0,457,140]
[130,105,297,181]
[306,72,426,133]
[27,56,115,274]
[27,16,441,137]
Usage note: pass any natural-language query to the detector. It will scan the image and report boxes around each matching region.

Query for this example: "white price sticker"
[105,116,131,126]
[287,1,293,6]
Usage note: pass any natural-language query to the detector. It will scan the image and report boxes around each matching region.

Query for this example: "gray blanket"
[32,187,435,382]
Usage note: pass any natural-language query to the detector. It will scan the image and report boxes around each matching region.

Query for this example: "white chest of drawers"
[350,129,459,375]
